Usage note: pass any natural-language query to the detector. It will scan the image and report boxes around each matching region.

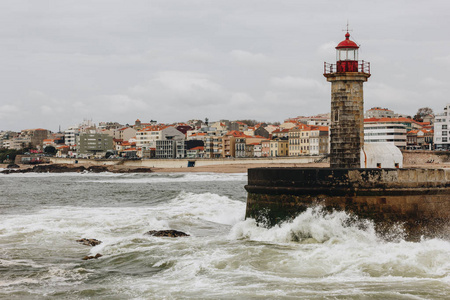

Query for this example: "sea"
[0,171,449,299]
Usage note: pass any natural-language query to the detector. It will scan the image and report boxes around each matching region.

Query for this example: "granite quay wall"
[245,168,450,240]
[402,150,450,165]
[49,156,322,168]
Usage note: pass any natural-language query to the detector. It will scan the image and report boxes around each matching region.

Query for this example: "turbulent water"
[0,171,449,299]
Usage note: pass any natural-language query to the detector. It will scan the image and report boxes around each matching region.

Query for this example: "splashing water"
[1,172,449,299]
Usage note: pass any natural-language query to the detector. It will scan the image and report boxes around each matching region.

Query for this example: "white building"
[433,104,450,150]
[365,107,395,118]
[361,143,403,168]
[364,122,407,149]
[136,125,185,151]
[295,114,331,126]
[64,126,80,146]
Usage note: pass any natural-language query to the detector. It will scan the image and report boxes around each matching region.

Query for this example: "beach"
[1,160,449,174]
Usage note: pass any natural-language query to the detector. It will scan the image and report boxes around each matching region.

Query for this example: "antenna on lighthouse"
[343,21,353,33]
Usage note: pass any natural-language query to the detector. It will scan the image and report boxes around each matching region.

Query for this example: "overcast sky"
[1,0,449,131]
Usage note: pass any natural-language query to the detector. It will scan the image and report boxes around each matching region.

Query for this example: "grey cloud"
[0,0,449,131]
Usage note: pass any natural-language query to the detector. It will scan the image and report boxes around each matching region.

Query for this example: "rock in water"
[145,230,190,237]
[77,238,102,246]
[82,253,103,260]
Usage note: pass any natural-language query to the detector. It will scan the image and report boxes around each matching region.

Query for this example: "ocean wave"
[229,207,378,244]
[0,171,119,178]
[1,171,247,182]
[76,172,247,183]
[0,191,245,240]
[164,191,246,225]
[229,207,450,279]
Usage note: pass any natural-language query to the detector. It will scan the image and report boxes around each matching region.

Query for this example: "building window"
[334,110,339,122]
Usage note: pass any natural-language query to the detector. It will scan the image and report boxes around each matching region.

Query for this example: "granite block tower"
[324,31,370,168]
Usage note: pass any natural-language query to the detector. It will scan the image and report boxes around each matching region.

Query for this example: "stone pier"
[245,167,450,241]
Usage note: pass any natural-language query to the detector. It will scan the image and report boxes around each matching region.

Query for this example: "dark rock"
[121,167,153,173]
[1,163,153,174]
[86,166,109,173]
[6,164,20,169]
[77,238,102,246]
[82,253,103,260]
[32,165,86,173]
[145,230,190,237]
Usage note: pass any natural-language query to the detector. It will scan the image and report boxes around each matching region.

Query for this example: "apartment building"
[222,131,244,158]
[299,129,311,155]
[235,137,246,158]
[204,134,223,158]
[251,143,262,157]
[364,121,407,149]
[433,104,450,150]
[269,138,289,157]
[294,114,331,126]
[64,126,80,146]
[156,138,185,159]
[407,129,433,150]
[288,126,302,156]
[261,140,270,157]
[186,146,204,158]
[365,107,395,118]
[136,125,184,153]
[309,126,329,155]
[77,133,113,156]
[10,128,51,150]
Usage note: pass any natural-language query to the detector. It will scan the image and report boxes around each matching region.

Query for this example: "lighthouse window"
[337,49,358,61]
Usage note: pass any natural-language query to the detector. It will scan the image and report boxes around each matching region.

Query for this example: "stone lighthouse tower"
[324,31,370,168]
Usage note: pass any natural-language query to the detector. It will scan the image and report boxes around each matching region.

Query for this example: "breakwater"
[245,168,450,241]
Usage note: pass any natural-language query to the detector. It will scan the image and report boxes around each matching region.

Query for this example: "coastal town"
[0,104,447,163]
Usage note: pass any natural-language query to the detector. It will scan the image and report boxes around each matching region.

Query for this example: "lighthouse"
[324,31,370,168]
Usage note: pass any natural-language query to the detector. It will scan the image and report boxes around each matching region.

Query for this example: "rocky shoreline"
[0,163,153,174]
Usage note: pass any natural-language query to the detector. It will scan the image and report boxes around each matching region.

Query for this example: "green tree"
[413,107,434,122]
[44,146,57,155]
[0,149,22,163]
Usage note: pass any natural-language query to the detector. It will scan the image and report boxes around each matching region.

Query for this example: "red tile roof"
[364,117,421,125]
[189,146,204,151]
[226,130,248,137]
[139,125,168,132]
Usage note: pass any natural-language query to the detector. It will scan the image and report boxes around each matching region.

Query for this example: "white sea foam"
[229,207,377,244]
[2,172,449,298]
[0,191,244,243]
[78,172,247,183]
[0,171,119,178]
[163,191,246,225]
[1,171,247,182]
[229,207,450,280]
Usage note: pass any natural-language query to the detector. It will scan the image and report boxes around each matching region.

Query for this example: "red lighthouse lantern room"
[336,32,359,72]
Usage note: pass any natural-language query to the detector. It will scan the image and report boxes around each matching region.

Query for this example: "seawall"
[49,156,322,168]
[402,150,450,165]
[245,168,450,241]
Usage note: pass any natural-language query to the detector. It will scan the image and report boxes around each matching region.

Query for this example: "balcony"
[324,60,370,75]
